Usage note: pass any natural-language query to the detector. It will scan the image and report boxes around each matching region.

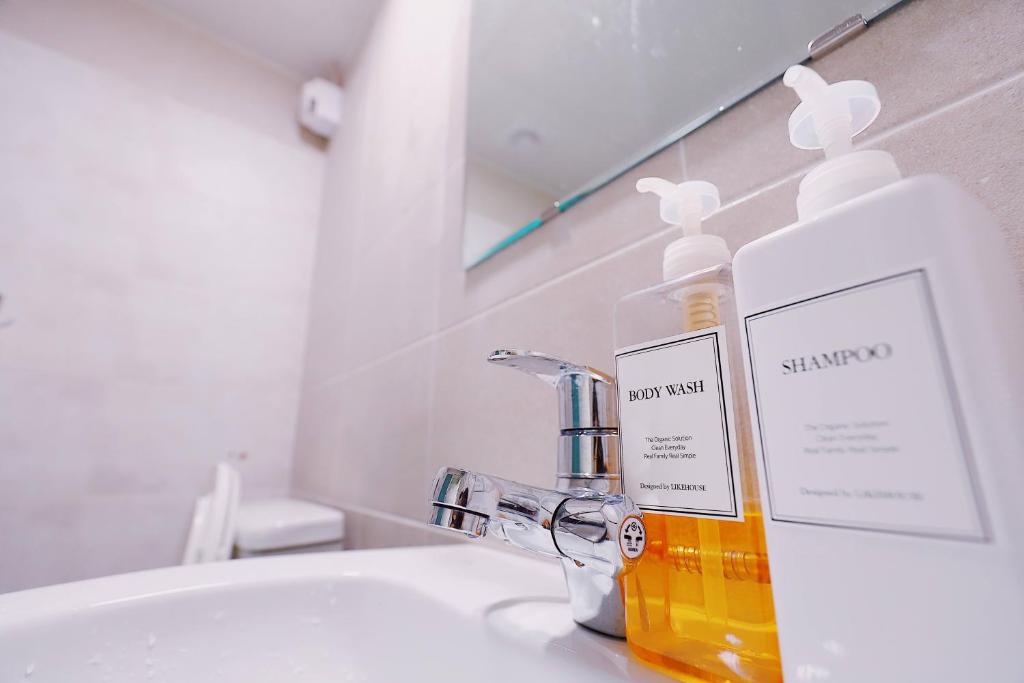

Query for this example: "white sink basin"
[0,545,669,682]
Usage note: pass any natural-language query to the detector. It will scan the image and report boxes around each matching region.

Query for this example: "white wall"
[0,3,324,591]
[0,0,309,148]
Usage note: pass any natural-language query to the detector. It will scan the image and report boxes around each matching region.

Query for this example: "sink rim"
[0,544,563,628]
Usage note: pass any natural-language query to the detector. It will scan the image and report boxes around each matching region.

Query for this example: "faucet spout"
[428,465,640,637]
[429,467,567,559]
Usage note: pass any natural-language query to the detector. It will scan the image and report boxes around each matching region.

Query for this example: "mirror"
[462,0,904,268]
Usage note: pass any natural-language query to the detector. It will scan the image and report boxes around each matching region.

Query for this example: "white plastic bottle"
[733,65,1024,681]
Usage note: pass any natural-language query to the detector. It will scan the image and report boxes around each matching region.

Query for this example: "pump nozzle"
[636,177,728,282]
[784,64,900,221]
[784,65,880,159]
[636,177,719,237]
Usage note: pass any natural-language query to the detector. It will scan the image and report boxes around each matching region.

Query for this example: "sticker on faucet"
[618,515,647,559]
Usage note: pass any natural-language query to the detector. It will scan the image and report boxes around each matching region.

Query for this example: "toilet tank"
[234,499,345,558]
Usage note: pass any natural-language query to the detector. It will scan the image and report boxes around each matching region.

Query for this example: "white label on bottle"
[615,326,744,520]
[744,269,986,540]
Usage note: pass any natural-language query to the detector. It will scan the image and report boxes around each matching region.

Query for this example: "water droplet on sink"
[89,654,103,666]
[24,662,34,678]
[147,633,157,648]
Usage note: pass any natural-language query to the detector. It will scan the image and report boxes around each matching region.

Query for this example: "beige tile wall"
[292,0,1024,548]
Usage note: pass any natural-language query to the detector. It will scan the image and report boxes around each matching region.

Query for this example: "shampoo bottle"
[733,66,1024,680]
[614,179,781,681]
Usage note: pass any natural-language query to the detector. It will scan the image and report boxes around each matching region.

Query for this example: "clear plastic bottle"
[614,179,781,681]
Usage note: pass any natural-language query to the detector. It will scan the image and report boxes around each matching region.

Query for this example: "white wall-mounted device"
[299,78,344,138]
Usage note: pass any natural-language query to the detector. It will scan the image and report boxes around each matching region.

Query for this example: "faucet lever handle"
[487,349,604,385]
[487,349,617,431]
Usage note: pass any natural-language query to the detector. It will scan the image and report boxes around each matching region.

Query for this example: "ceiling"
[140,0,384,78]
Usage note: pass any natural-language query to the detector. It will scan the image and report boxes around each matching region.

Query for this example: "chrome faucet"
[427,350,640,637]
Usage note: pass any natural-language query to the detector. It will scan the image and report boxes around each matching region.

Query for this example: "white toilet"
[233,498,345,558]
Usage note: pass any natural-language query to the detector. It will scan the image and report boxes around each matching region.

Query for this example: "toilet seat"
[234,498,345,555]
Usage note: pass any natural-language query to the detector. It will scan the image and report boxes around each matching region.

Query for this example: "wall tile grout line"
[294,488,461,539]
[306,165,808,394]
[861,69,1024,150]
[305,66,1024,395]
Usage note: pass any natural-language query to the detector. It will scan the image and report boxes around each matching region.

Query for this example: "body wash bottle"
[733,66,1024,681]
[614,179,781,681]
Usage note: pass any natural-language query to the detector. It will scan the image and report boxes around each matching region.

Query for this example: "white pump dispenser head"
[636,177,729,282]
[784,64,901,221]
